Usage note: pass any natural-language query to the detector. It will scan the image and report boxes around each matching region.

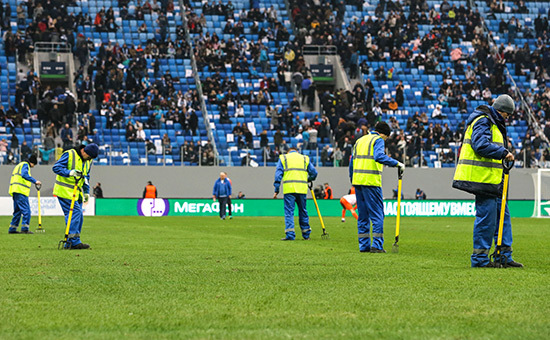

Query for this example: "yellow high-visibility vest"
[53,149,91,200]
[280,152,309,194]
[352,133,384,187]
[9,162,32,197]
[453,115,504,196]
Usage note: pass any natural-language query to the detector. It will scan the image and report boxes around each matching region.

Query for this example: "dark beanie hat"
[374,121,392,136]
[492,94,515,115]
[28,155,37,165]
[84,143,99,159]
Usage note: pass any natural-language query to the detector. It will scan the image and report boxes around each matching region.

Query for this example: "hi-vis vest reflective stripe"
[9,162,32,196]
[53,149,91,200]
[453,115,503,187]
[352,133,383,187]
[280,152,309,194]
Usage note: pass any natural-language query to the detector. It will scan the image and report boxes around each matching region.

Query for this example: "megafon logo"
[137,199,170,217]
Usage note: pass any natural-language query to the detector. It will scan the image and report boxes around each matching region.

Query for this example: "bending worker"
[273,147,317,241]
[53,143,98,249]
[143,181,157,198]
[8,155,41,234]
[453,94,523,268]
[340,187,358,222]
[350,121,405,253]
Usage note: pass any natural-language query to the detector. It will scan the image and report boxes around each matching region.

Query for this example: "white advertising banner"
[0,197,95,216]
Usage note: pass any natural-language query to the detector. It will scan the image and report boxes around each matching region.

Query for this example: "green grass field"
[1,216,549,339]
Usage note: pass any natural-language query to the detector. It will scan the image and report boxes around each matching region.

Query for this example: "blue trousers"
[283,193,311,240]
[472,195,514,267]
[10,193,31,232]
[355,185,385,251]
[218,196,228,219]
[58,197,84,247]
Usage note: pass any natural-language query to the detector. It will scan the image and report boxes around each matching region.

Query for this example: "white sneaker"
[341,218,345,222]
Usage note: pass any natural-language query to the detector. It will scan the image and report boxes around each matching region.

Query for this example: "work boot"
[20,230,34,234]
[69,243,90,250]
[370,248,387,253]
[479,262,499,268]
[506,261,524,268]
[359,248,371,253]
[8,230,20,234]
[280,237,294,241]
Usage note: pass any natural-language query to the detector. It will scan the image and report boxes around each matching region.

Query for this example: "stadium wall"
[95,198,535,218]
[0,166,537,199]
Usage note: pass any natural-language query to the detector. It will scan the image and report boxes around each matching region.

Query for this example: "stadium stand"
[0,0,548,168]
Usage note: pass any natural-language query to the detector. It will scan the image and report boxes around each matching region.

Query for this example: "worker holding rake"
[453,95,523,268]
[350,122,405,253]
[273,147,318,241]
[8,155,41,234]
[53,144,98,249]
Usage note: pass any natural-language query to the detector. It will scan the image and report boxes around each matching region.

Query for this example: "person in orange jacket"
[143,181,157,198]
[323,183,333,199]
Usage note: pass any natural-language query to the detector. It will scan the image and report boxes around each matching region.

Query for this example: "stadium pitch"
[1,216,548,339]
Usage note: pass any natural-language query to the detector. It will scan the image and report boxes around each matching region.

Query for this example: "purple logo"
[137,199,170,216]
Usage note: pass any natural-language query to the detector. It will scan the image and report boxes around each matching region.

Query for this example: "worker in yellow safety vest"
[350,122,405,253]
[53,143,98,249]
[8,155,41,234]
[452,94,523,268]
[273,147,318,240]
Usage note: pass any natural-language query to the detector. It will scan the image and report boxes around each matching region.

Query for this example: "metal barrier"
[302,45,338,55]
[34,42,72,53]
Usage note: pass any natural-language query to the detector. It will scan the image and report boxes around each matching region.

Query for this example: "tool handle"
[35,183,42,190]
[502,159,514,174]
[308,181,313,190]
[395,178,402,238]
[310,187,327,232]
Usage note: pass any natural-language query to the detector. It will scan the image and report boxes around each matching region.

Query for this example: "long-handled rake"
[490,159,514,267]
[58,176,82,250]
[35,183,45,233]
[392,167,404,253]
[309,182,329,239]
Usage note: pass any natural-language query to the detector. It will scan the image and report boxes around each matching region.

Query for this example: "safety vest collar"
[469,105,508,141]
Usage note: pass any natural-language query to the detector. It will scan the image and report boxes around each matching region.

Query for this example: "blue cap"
[84,143,99,159]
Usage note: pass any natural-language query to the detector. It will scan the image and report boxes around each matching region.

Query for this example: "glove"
[69,170,83,178]
[84,194,90,203]
[397,162,405,171]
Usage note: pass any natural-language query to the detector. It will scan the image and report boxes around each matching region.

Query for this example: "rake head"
[321,230,329,240]
[35,227,45,233]
[392,242,399,253]
[58,239,70,250]
[490,251,510,268]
